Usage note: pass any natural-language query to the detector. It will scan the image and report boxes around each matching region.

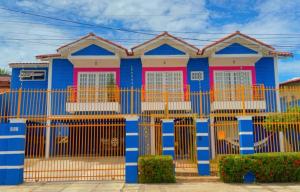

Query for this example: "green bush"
[138,155,175,183]
[219,153,300,183]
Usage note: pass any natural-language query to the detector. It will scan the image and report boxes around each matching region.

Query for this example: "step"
[175,167,198,176]
[176,176,220,183]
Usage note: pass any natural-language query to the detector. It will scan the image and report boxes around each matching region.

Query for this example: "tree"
[0,68,10,75]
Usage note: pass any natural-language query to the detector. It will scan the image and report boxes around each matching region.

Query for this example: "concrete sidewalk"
[0,181,300,192]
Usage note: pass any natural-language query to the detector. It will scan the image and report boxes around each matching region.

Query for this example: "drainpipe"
[45,59,53,158]
[274,56,284,152]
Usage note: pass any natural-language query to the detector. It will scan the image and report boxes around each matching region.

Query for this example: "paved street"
[0,181,300,192]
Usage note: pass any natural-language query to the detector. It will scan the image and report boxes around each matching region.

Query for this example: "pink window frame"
[209,66,256,88]
[73,68,120,88]
[142,67,187,92]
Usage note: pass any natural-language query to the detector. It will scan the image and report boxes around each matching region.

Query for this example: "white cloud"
[0,0,299,81]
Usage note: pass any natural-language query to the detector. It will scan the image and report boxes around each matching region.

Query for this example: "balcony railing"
[67,85,120,103]
[0,85,298,120]
[141,85,190,102]
[211,84,265,102]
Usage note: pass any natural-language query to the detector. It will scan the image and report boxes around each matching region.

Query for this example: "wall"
[255,57,276,112]
[187,58,210,115]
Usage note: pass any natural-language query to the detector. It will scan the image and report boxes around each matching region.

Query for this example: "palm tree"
[0,68,10,75]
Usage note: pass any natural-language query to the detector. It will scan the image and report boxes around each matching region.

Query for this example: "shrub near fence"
[138,155,175,183]
[219,153,300,183]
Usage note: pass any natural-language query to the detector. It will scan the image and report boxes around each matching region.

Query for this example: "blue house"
[5,31,293,162]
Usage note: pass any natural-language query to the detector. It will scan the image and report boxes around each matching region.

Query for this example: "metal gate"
[24,118,125,182]
[139,113,197,169]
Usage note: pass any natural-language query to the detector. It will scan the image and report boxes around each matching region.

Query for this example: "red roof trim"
[269,51,293,57]
[57,33,128,54]
[280,77,300,86]
[131,32,199,54]
[36,53,61,59]
[200,31,275,55]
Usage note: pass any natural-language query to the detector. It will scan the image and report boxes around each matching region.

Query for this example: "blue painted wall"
[120,59,142,114]
[51,59,74,115]
[187,58,210,115]
[51,59,73,89]
[71,44,115,56]
[255,57,276,112]
[216,43,257,54]
[9,67,48,117]
[145,44,185,55]
[11,67,48,90]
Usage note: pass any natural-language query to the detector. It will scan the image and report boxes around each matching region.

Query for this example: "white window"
[145,71,184,101]
[78,72,116,102]
[191,71,204,81]
[214,71,252,101]
[20,70,46,81]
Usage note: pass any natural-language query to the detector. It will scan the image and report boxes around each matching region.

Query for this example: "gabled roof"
[131,32,199,55]
[199,31,276,55]
[57,33,128,53]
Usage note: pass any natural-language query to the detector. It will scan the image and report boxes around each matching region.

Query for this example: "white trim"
[0,151,24,155]
[126,133,138,136]
[124,115,139,121]
[163,147,175,151]
[191,71,204,81]
[239,132,253,135]
[19,69,46,81]
[196,133,208,136]
[274,55,281,112]
[134,35,198,53]
[205,34,274,53]
[125,162,138,166]
[197,161,209,164]
[195,118,209,123]
[10,118,26,123]
[197,147,209,150]
[0,165,24,169]
[236,116,252,120]
[212,53,262,58]
[9,63,49,68]
[68,55,119,60]
[126,148,138,151]
[240,147,254,150]
[141,55,189,59]
[161,119,174,123]
[0,135,25,139]
[162,133,174,136]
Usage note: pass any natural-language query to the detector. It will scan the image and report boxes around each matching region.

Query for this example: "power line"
[1,6,300,36]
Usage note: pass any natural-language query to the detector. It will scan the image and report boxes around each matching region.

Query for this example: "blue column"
[196,118,210,176]
[237,116,254,155]
[162,119,175,159]
[0,119,26,185]
[125,116,139,183]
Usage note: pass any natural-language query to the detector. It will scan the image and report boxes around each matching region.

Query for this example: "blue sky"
[0,0,299,82]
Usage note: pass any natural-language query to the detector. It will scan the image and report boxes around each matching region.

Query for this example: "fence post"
[195,118,210,176]
[162,119,175,158]
[17,88,22,118]
[125,115,139,183]
[237,116,254,155]
[0,119,26,185]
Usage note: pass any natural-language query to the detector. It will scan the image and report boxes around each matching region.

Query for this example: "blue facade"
[11,67,48,90]
[51,59,74,89]
[255,57,277,112]
[216,43,257,54]
[145,44,185,55]
[71,44,115,56]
